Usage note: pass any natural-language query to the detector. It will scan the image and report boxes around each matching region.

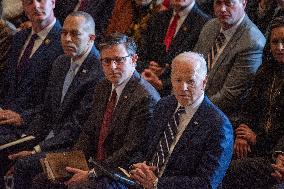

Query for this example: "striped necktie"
[207,32,225,70]
[151,106,186,175]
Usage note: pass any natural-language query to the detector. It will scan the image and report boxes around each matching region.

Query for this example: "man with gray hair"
[9,11,104,189]
[98,51,234,189]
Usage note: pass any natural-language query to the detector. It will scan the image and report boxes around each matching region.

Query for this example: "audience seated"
[0,0,16,95]
[246,0,284,35]
[140,0,210,96]
[31,33,160,189]
[222,16,284,189]
[9,11,105,189]
[126,0,160,50]
[93,51,233,189]
[194,0,266,123]
[0,0,63,187]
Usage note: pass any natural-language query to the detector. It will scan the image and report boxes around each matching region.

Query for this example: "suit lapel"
[109,71,140,132]
[20,21,61,81]
[60,47,97,106]
[169,98,207,154]
[208,16,249,85]
[169,5,196,51]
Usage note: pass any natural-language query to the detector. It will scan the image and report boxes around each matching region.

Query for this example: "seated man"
[96,51,234,189]
[139,0,210,96]
[194,0,266,123]
[6,11,104,189]
[0,0,63,187]
[31,33,161,189]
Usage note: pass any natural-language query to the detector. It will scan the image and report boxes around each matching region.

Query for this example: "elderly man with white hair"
[93,51,234,189]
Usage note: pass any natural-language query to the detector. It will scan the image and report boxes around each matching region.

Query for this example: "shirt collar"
[71,43,93,67]
[31,18,56,41]
[177,93,204,114]
[221,14,245,41]
[173,1,195,18]
[111,70,135,99]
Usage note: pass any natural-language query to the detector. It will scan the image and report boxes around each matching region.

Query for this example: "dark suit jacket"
[140,96,233,189]
[25,46,104,152]
[140,4,210,96]
[0,20,16,95]
[76,71,160,169]
[0,20,63,125]
[54,0,78,25]
[194,15,266,121]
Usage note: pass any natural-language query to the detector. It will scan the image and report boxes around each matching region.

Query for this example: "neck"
[32,16,55,33]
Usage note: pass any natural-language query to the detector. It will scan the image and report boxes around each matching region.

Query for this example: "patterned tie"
[17,34,39,77]
[96,89,117,161]
[61,62,79,102]
[207,32,225,70]
[164,13,180,51]
[151,106,186,174]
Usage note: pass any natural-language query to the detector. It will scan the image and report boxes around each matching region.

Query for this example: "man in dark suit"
[0,0,63,187]
[8,11,104,189]
[194,0,266,123]
[58,33,160,188]
[140,0,210,96]
[128,51,233,189]
[0,0,63,141]
[96,51,233,189]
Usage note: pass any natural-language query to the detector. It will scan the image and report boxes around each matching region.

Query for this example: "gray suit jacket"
[194,15,266,121]
[76,71,160,169]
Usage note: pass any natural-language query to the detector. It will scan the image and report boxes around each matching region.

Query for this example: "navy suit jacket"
[0,20,63,125]
[25,46,104,152]
[141,96,233,189]
[76,71,160,169]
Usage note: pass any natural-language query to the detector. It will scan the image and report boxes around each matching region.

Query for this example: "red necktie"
[78,0,89,11]
[96,89,117,161]
[162,0,170,8]
[164,13,180,51]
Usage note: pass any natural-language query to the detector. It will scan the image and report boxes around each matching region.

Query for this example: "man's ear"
[89,34,96,41]
[203,74,208,88]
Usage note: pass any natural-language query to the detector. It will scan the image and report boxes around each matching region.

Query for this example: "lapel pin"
[44,39,50,45]
[183,26,189,32]
[124,96,128,99]
[194,121,198,125]
[82,69,87,73]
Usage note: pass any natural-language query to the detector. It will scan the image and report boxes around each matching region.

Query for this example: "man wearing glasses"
[61,33,160,188]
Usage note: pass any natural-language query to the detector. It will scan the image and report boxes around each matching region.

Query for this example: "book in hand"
[0,135,35,151]
[40,151,89,183]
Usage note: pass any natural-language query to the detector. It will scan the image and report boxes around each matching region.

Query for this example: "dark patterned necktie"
[96,89,117,161]
[207,32,225,70]
[17,34,39,78]
[151,106,186,174]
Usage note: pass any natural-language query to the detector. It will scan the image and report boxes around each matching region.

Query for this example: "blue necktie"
[151,106,186,174]
[61,63,79,102]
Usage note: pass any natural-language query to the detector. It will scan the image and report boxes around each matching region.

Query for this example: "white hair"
[171,51,207,79]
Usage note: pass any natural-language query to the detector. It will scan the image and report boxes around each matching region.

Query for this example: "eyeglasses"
[100,55,132,66]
